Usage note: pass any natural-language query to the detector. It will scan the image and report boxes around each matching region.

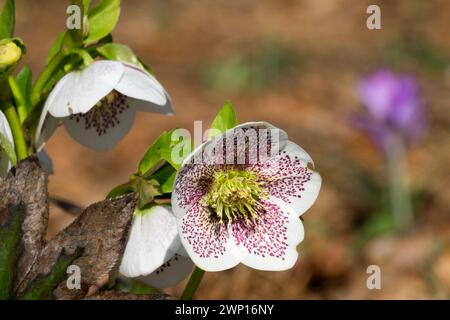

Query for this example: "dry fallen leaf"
[0,157,49,291]
[16,193,137,299]
[84,291,175,300]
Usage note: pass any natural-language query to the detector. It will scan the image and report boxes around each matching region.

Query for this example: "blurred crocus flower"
[355,69,426,148]
[36,60,173,151]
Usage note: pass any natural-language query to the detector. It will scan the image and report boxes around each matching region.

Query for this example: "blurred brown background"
[12,0,450,299]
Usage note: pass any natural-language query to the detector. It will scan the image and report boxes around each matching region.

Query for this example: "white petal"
[282,140,314,167]
[0,111,14,176]
[120,205,181,278]
[0,110,14,144]
[138,253,194,289]
[185,121,288,166]
[270,170,321,217]
[233,197,304,271]
[128,95,174,115]
[176,202,240,272]
[115,64,168,108]
[46,60,124,117]
[63,106,136,151]
[176,244,189,257]
[37,149,54,174]
[35,112,60,151]
[256,140,321,216]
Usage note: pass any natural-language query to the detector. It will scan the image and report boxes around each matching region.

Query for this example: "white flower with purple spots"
[35,60,173,151]
[119,205,193,289]
[0,110,14,177]
[172,122,321,272]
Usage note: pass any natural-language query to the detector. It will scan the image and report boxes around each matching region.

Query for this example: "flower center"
[206,169,267,224]
[69,91,129,136]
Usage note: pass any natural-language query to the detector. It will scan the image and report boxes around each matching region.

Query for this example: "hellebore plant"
[355,69,426,229]
[0,0,321,300]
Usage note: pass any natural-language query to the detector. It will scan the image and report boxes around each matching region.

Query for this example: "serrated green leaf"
[96,43,141,67]
[85,0,120,44]
[0,0,14,39]
[208,101,238,139]
[0,132,16,165]
[0,203,26,299]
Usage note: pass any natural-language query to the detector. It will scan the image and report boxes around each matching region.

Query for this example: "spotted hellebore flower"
[172,122,321,272]
[36,60,173,151]
[0,110,14,177]
[120,205,193,289]
[356,69,426,148]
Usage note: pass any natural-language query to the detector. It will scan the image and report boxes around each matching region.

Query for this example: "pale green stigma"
[206,169,267,223]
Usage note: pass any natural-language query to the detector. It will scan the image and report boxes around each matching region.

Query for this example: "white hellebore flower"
[0,110,14,177]
[172,122,322,272]
[120,205,193,289]
[36,60,173,151]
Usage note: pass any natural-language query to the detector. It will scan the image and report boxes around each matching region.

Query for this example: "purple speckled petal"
[172,163,215,219]
[177,202,240,272]
[254,141,321,216]
[189,122,288,166]
[231,197,304,271]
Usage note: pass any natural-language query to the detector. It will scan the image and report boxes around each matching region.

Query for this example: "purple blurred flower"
[355,69,426,148]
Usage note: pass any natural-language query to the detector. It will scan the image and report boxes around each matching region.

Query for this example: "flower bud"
[0,41,22,70]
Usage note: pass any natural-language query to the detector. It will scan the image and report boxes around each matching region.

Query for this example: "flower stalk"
[386,134,413,230]
[7,75,26,123]
[180,267,205,300]
[1,101,27,160]
[31,52,67,108]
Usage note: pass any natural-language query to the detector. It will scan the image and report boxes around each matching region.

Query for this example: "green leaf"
[96,43,141,67]
[85,0,120,44]
[16,65,32,110]
[0,131,17,165]
[46,32,65,63]
[138,129,190,174]
[10,65,33,122]
[208,101,238,139]
[0,203,26,299]
[0,0,14,39]
[82,0,91,11]
[149,162,177,193]
[106,181,134,199]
